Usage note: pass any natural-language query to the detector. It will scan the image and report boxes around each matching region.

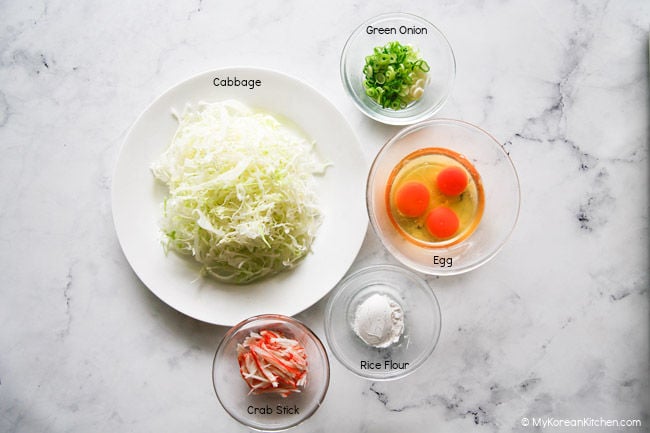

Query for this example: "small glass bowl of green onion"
[341,13,455,125]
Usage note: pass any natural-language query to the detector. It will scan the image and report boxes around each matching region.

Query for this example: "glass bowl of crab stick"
[367,118,520,275]
[212,314,330,431]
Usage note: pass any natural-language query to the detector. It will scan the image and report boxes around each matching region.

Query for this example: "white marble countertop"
[1,1,648,432]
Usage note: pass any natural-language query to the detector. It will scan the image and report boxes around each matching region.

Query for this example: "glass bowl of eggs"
[366,118,520,275]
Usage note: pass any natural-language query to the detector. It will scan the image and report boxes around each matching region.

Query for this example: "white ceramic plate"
[112,68,368,326]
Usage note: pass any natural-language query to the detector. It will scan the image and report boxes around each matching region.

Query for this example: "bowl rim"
[366,118,521,275]
[212,313,330,431]
[324,264,442,381]
[340,12,456,125]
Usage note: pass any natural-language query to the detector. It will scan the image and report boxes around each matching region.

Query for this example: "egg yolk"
[426,206,460,238]
[395,181,430,217]
[436,166,468,196]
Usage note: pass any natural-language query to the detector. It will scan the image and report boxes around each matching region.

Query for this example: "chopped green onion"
[362,41,430,110]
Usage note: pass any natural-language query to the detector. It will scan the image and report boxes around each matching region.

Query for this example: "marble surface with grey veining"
[1,1,648,432]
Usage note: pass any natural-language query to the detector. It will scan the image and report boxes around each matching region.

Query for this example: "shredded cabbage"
[151,100,325,284]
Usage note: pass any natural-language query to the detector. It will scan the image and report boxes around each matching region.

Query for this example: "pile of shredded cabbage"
[151,100,325,284]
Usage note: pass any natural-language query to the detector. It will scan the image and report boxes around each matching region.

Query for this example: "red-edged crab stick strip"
[237,330,308,397]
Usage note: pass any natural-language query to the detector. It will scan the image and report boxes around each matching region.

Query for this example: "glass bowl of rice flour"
[324,264,441,380]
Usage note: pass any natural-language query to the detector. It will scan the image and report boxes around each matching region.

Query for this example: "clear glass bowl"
[341,12,455,125]
[324,265,441,381]
[212,315,330,431]
[367,119,521,275]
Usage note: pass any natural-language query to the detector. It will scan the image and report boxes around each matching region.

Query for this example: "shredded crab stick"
[237,330,308,397]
